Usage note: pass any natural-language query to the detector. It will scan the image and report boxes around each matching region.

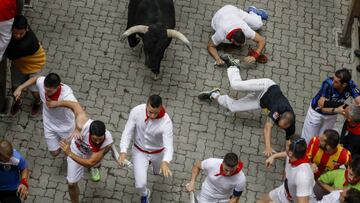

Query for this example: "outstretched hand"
[160,161,172,177]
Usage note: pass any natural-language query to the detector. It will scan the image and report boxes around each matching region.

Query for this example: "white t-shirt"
[317,190,341,203]
[36,77,76,133]
[71,119,113,158]
[211,5,256,45]
[285,157,316,202]
[199,158,246,201]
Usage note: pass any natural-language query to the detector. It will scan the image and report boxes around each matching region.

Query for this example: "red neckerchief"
[226,28,242,41]
[347,121,360,135]
[343,169,360,186]
[88,132,105,152]
[45,85,62,101]
[289,155,309,167]
[214,161,243,177]
[145,106,166,122]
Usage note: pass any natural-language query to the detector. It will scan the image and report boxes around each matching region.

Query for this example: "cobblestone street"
[0,0,356,202]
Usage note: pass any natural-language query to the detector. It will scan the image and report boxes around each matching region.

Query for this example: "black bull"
[122,0,192,78]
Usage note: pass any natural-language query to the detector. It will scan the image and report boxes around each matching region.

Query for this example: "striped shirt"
[307,136,351,179]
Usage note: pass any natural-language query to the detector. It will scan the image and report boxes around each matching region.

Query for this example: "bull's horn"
[122,25,149,38]
[167,29,192,52]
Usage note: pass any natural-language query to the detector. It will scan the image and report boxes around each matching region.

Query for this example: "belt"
[134,144,164,154]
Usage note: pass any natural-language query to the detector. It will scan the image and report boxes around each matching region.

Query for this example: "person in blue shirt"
[301,68,360,144]
[0,139,29,203]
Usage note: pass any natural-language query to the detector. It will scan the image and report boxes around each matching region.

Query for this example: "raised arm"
[13,76,40,100]
[47,100,88,130]
[186,160,202,192]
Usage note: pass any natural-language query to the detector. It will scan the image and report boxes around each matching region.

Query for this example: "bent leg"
[243,11,263,30]
[217,92,261,112]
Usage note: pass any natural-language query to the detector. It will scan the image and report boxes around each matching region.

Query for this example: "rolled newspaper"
[111,145,133,169]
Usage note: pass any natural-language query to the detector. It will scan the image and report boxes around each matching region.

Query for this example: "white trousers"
[0,18,14,60]
[132,146,164,196]
[217,67,275,112]
[197,191,229,203]
[301,106,337,144]
[211,10,263,31]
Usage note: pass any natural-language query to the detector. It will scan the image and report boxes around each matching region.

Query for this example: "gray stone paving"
[0,0,355,202]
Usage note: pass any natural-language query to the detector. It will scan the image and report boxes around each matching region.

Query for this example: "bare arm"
[186,160,202,192]
[207,39,224,65]
[296,196,309,203]
[47,100,88,130]
[355,96,360,104]
[13,76,40,100]
[229,196,240,203]
[317,180,335,193]
[63,141,112,168]
[253,33,266,55]
[263,118,274,157]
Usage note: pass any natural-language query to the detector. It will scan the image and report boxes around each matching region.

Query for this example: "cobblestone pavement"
[0,0,355,202]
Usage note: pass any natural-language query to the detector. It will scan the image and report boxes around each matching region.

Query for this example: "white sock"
[210,91,220,99]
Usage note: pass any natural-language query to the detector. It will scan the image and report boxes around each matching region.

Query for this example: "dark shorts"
[0,190,22,203]
[341,133,360,157]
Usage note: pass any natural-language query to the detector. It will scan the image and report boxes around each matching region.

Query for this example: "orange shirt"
[307,136,351,179]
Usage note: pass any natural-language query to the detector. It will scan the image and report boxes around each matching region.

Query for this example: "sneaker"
[141,189,151,203]
[257,9,269,20]
[11,99,22,115]
[247,6,258,14]
[198,88,220,102]
[31,101,41,116]
[90,168,101,182]
[355,49,360,57]
[220,54,241,69]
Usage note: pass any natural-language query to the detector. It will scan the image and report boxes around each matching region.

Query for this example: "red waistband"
[134,144,164,154]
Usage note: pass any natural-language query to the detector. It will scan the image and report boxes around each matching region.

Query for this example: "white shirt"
[211,5,256,46]
[200,158,246,201]
[36,77,76,133]
[285,157,316,202]
[120,104,174,162]
[71,119,113,158]
[317,190,341,203]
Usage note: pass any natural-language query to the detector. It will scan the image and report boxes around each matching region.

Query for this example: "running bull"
[122,0,192,79]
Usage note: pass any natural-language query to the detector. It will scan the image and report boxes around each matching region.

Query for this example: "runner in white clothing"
[317,188,360,203]
[46,100,113,203]
[257,134,316,203]
[13,73,76,157]
[186,153,246,203]
[208,5,267,65]
[117,95,173,203]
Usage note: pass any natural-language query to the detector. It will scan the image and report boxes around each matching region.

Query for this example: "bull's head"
[122,24,192,79]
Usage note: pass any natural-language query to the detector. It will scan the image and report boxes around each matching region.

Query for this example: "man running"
[13,73,77,157]
[186,152,246,203]
[118,95,174,203]
[47,100,113,203]
[198,58,295,157]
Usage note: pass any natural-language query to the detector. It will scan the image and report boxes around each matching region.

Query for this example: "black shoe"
[355,49,360,57]
[31,101,41,116]
[357,65,360,72]
[220,54,241,69]
[11,99,22,115]
[198,88,220,102]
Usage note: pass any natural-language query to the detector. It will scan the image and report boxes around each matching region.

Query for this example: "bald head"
[0,140,13,162]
